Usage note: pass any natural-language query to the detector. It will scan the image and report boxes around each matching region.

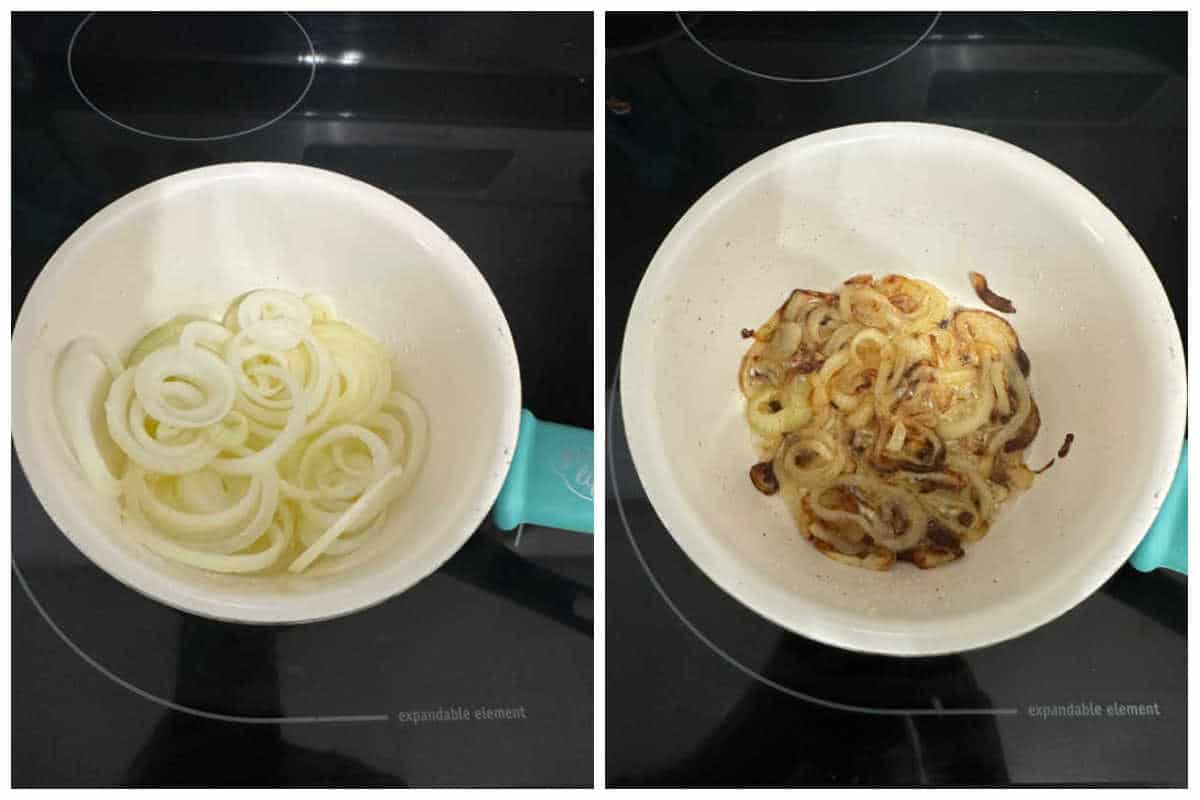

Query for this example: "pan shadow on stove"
[1098,563,1186,638]
[440,532,594,637]
[635,641,1008,787]
[123,622,402,788]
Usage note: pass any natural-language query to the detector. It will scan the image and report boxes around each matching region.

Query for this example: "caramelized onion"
[746,376,813,435]
[774,435,845,490]
[1004,399,1041,453]
[952,309,1019,356]
[741,274,1041,570]
[749,461,779,495]
[766,322,805,360]
[968,271,1016,314]
[1057,433,1075,458]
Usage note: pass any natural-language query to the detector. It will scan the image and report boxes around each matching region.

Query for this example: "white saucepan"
[13,162,592,625]
[621,122,1185,656]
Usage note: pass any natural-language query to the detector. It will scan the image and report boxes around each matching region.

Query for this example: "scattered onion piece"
[968,271,1016,314]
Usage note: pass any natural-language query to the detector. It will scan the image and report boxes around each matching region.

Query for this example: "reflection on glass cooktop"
[13,11,592,788]
[606,11,1185,787]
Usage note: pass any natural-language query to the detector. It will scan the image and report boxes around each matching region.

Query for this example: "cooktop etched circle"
[608,370,1012,717]
[67,11,316,141]
[676,12,941,83]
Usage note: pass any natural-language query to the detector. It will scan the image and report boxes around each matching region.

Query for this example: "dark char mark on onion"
[750,461,779,495]
[968,271,1016,314]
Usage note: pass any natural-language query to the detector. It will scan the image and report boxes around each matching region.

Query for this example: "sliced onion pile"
[741,273,1045,571]
[54,289,428,575]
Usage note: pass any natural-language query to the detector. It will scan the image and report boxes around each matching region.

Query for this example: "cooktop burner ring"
[11,559,393,725]
[67,11,317,142]
[11,559,390,725]
[674,11,941,84]
[608,367,1014,717]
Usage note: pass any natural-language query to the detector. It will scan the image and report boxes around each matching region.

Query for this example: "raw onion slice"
[54,337,124,496]
[134,344,237,429]
[56,288,428,576]
[288,464,408,572]
[236,288,314,334]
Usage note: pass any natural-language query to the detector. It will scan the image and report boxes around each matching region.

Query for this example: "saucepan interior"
[13,163,521,623]
[621,123,1185,655]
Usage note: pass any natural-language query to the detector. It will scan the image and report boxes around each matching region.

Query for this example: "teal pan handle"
[492,409,593,534]
[1130,440,1187,574]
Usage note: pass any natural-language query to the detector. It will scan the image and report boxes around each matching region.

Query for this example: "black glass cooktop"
[13,12,592,788]
[606,12,1185,787]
